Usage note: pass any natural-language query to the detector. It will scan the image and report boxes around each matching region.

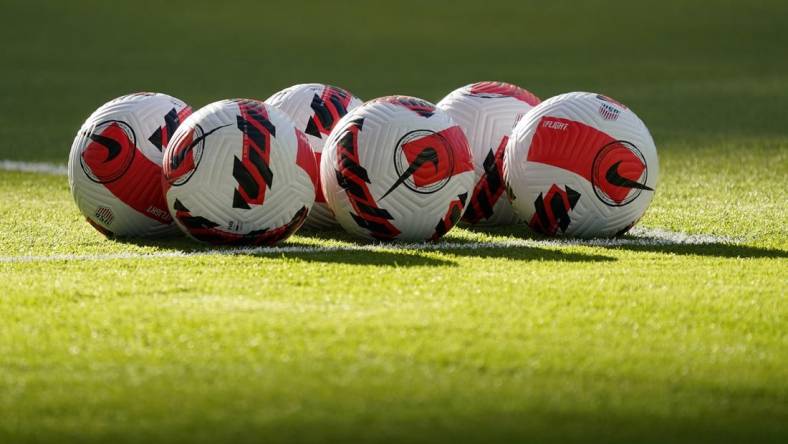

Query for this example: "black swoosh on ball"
[188,124,231,150]
[87,132,122,162]
[606,161,653,191]
[169,124,231,171]
[381,147,439,199]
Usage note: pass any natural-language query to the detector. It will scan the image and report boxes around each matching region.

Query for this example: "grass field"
[1,1,787,443]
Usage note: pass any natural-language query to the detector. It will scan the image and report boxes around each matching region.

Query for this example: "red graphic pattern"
[149,107,192,150]
[312,152,325,203]
[334,119,401,240]
[81,123,135,183]
[527,116,646,204]
[294,128,319,201]
[162,126,196,189]
[307,86,353,137]
[430,193,467,241]
[376,96,436,117]
[234,100,275,208]
[528,184,580,236]
[468,81,541,106]
[463,135,509,223]
[401,126,474,187]
[81,123,171,224]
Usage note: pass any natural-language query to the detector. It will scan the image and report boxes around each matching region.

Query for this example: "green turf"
[1,1,787,443]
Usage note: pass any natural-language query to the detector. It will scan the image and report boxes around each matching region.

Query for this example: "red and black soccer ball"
[504,92,659,238]
[321,96,475,242]
[437,81,541,226]
[162,99,317,245]
[68,92,192,237]
[265,83,363,229]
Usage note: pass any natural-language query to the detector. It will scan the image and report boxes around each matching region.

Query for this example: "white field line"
[0,160,68,176]
[0,227,736,264]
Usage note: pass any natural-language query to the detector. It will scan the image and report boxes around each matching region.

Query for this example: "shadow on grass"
[458,223,537,240]
[284,243,615,265]
[111,235,202,252]
[604,242,788,259]
[292,226,360,243]
[443,245,615,262]
[110,229,613,266]
[461,224,788,259]
[109,237,453,267]
[109,223,783,265]
[279,249,455,267]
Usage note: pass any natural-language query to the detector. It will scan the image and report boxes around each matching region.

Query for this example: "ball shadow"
[275,248,455,267]
[108,235,455,267]
[443,245,615,262]
[109,234,206,252]
[290,226,366,244]
[461,224,788,259]
[296,226,613,262]
[459,222,540,240]
[606,242,788,259]
[108,223,783,266]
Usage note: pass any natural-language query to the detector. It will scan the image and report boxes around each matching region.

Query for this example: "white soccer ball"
[162,99,317,245]
[68,92,192,237]
[321,96,475,242]
[504,92,659,238]
[437,81,541,225]
[265,83,363,229]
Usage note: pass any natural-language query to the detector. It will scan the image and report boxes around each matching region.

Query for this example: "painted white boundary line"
[0,160,68,176]
[0,227,735,264]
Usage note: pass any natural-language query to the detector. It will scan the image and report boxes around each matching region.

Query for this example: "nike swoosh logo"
[189,124,231,150]
[381,147,439,199]
[87,132,122,162]
[170,124,231,170]
[606,160,654,191]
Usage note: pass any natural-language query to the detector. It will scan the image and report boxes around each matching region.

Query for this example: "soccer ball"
[68,92,192,237]
[162,99,317,245]
[437,81,540,225]
[321,96,475,242]
[504,92,659,238]
[265,83,363,229]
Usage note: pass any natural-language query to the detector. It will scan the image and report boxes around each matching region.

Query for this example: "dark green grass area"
[1,1,787,443]
[1,0,787,161]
